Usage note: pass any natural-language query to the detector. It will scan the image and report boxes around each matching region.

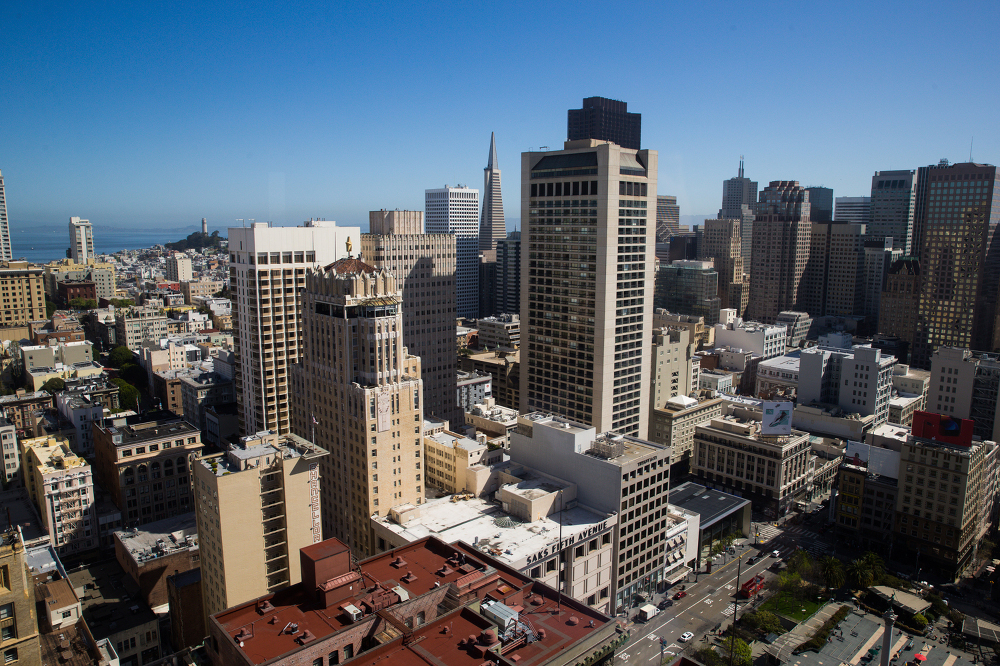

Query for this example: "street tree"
[721,636,752,666]
[820,556,845,589]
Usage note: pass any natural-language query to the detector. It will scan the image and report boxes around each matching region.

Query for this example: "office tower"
[510,412,670,613]
[194,431,327,618]
[0,170,12,261]
[801,222,866,317]
[701,217,748,314]
[656,195,680,242]
[495,230,521,315]
[912,159,951,257]
[834,196,872,224]
[719,159,757,268]
[93,411,203,526]
[0,261,45,326]
[228,220,359,435]
[20,436,97,554]
[201,217,208,234]
[893,412,995,578]
[426,185,479,318]
[68,216,94,262]
[745,181,811,324]
[478,261,497,320]
[361,210,459,423]
[668,232,698,261]
[863,237,903,331]
[869,170,917,255]
[0,526,41,666]
[805,187,833,222]
[290,258,424,556]
[655,260,721,325]
[567,96,641,150]
[798,345,896,425]
[878,257,920,348]
[912,163,1000,368]
[479,133,505,262]
[927,347,1000,442]
[775,311,811,349]
[521,139,657,437]
[165,253,193,282]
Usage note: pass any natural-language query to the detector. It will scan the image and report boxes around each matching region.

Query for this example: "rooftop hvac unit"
[343,604,363,623]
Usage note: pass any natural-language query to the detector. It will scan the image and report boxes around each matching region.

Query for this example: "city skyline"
[3,2,999,231]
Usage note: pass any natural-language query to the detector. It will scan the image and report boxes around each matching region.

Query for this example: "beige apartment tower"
[521,139,658,438]
[290,257,424,557]
[194,431,328,619]
[228,220,359,435]
[20,436,97,555]
[0,261,45,327]
[362,210,459,423]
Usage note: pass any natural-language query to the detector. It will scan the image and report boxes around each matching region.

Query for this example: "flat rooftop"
[758,354,801,372]
[427,430,483,452]
[373,496,612,568]
[0,489,48,545]
[668,482,749,530]
[67,559,158,639]
[98,410,199,446]
[115,512,198,566]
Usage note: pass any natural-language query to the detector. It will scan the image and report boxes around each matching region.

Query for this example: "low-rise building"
[20,436,97,554]
[792,403,876,441]
[0,390,52,435]
[114,513,199,612]
[115,307,169,351]
[54,392,104,458]
[459,349,519,410]
[464,399,518,446]
[179,372,234,431]
[475,313,520,350]
[775,311,811,350]
[754,352,801,399]
[668,482,750,569]
[651,327,699,407]
[653,310,714,348]
[834,440,900,549]
[26,360,104,392]
[423,429,504,494]
[649,395,724,477]
[21,340,93,377]
[456,370,492,413]
[180,279,223,304]
[0,419,18,486]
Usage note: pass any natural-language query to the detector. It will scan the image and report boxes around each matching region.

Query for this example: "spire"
[486,132,498,171]
[739,155,744,178]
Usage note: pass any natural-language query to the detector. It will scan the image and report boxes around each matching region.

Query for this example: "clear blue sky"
[4,1,999,232]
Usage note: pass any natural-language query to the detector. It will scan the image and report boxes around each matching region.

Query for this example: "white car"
[680,632,694,643]
[771,550,781,558]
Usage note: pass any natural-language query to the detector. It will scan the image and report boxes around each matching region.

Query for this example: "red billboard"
[910,411,974,447]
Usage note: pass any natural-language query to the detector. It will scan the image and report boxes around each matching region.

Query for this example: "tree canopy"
[40,377,66,393]
[107,346,135,369]
[111,378,140,411]
[166,230,223,251]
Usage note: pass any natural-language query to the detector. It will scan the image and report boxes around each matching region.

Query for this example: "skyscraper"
[800,222,866,317]
[69,216,94,262]
[479,133,505,262]
[228,220,359,435]
[745,181,812,325]
[701,217,748,314]
[654,260,721,325]
[426,185,479,319]
[719,159,757,269]
[567,96,641,150]
[878,257,920,352]
[804,187,833,222]
[521,138,657,438]
[656,195,680,242]
[912,159,952,258]
[834,196,872,224]
[0,170,13,261]
[361,210,459,424]
[869,170,917,255]
[290,258,424,556]
[863,237,903,331]
[911,162,1000,368]
[495,230,521,315]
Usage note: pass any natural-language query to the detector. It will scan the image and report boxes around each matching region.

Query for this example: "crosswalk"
[782,526,821,539]
[751,523,822,544]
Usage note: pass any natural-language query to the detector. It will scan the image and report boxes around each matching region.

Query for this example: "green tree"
[111,378,140,412]
[754,610,785,636]
[721,636,752,666]
[119,363,148,388]
[860,552,884,581]
[693,647,725,666]
[820,556,846,590]
[788,550,814,578]
[911,613,928,630]
[68,298,98,310]
[848,559,875,590]
[108,298,135,308]
[45,299,57,318]
[107,346,134,368]
[40,377,66,393]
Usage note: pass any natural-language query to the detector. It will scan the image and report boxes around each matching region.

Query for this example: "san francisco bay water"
[10,226,226,264]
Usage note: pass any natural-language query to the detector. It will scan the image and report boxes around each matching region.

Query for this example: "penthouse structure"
[93,411,203,527]
[195,431,328,619]
[510,413,670,613]
[206,536,625,666]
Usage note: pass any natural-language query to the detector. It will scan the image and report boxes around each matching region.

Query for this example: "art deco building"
[194,431,327,619]
[745,181,811,325]
[656,195,680,242]
[0,170,13,261]
[719,159,757,269]
[879,257,920,349]
[228,220,358,435]
[911,163,999,368]
[521,139,657,437]
[701,217,748,314]
[290,257,423,557]
[361,210,458,424]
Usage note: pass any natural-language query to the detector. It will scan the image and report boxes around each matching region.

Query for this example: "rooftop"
[0,489,48,545]
[668,482,750,530]
[67,559,158,638]
[115,512,198,567]
[199,430,327,476]
[98,409,199,446]
[427,430,485,452]
[374,495,613,568]
[38,621,105,666]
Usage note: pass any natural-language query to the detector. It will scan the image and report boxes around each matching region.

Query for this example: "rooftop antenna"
[739,155,744,178]
[970,137,974,162]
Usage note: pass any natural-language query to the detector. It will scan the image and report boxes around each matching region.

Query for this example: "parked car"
[746,556,757,565]
[673,591,688,600]
[771,550,781,558]
[658,599,674,610]
[680,632,694,643]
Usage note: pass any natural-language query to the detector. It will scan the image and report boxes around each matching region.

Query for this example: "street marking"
[723,584,734,590]
[647,632,659,641]
[620,652,631,661]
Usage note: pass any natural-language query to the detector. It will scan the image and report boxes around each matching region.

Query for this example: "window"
[3,648,17,664]
[328,650,339,665]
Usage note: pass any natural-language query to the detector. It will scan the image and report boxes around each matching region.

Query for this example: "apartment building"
[93,411,203,526]
[423,429,503,494]
[651,327,699,408]
[165,254,193,282]
[713,318,786,360]
[43,258,117,301]
[229,220,359,435]
[510,412,671,613]
[0,261,45,328]
[194,431,327,619]
[20,436,97,554]
[692,402,815,518]
[68,217,94,263]
[290,258,423,557]
[115,307,169,351]
[0,420,17,486]
[927,347,1000,441]
[797,345,896,426]
[0,528,42,666]
[180,279,223,304]
[649,395,724,477]
[475,313,520,350]
[894,412,997,578]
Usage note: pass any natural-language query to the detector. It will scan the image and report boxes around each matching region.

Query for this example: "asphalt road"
[616,550,778,664]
